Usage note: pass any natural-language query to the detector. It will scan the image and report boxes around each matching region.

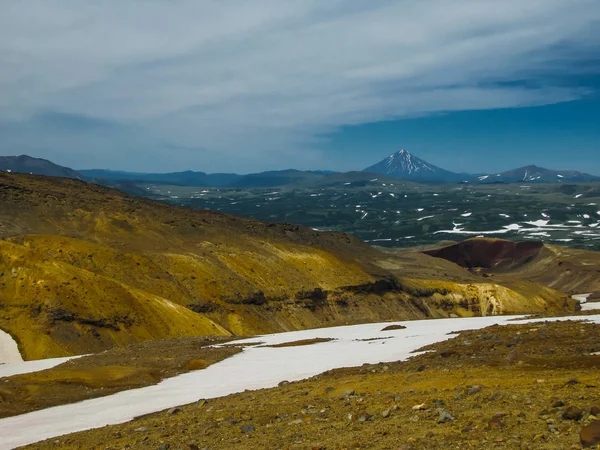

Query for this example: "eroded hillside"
[0,173,579,359]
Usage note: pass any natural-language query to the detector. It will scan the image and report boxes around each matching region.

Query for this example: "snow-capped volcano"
[363,149,465,182]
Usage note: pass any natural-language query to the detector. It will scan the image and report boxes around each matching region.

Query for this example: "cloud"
[0,0,599,171]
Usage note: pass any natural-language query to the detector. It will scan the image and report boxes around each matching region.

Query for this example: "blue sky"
[0,1,599,174]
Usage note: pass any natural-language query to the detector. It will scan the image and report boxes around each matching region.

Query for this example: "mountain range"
[1,151,599,188]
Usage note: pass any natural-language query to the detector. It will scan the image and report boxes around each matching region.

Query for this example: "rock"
[466,385,483,396]
[278,380,290,387]
[565,378,581,386]
[381,408,391,418]
[134,427,148,432]
[590,406,600,416]
[288,419,303,425]
[325,386,335,393]
[412,402,427,411]
[432,399,446,408]
[381,324,407,331]
[552,400,565,408]
[167,407,181,415]
[158,445,170,450]
[240,424,255,434]
[357,413,372,422]
[186,445,199,450]
[340,389,355,398]
[581,420,600,447]
[437,409,454,424]
[488,416,505,430]
[300,391,308,396]
[0,272,4,277]
[563,406,584,421]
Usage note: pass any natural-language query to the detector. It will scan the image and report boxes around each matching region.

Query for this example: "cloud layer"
[1,0,599,171]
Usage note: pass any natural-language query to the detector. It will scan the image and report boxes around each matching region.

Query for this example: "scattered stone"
[357,413,372,422]
[157,445,170,450]
[581,420,600,447]
[278,380,290,387]
[381,408,391,418]
[167,407,181,415]
[240,424,255,434]
[300,391,309,396]
[437,409,454,424]
[412,402,427,411]
[340,390,355,398]
[552,400,565,408]
[590,406,600,416]
[565,378,581,386]
[563,406,584,421]
[488,415,506,430]
[466,385,482,396]
[432,399,446,408]
[134,427,148,432]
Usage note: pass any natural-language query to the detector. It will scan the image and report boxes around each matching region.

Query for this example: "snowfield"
[1,314,600,448]
[0,328,23,365]
[573,293,600,311]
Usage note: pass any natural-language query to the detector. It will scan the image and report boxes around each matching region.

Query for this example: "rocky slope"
[24,320,600,450]
[0,173,578,360]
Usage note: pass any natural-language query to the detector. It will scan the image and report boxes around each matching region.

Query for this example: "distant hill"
[79,169,242,187]
[0,155,81,179]
[363,149,470,183]
[478,165,600,183]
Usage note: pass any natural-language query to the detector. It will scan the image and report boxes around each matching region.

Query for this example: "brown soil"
[263,338,334,348]
[423,238,545,270]
[23,320,600,450]
[0,336,239,418]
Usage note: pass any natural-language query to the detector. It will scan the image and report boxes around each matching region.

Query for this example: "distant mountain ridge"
[0,155,82,179]
[478,165,600,184]
[3,153,599,187]
[363,149,469,182]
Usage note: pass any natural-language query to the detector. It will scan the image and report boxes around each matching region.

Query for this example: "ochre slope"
[0,174,578,359]
[423,237,600,295]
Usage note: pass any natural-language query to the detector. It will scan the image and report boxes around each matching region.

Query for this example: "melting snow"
[0,328,23,365]
[460,212,472,217]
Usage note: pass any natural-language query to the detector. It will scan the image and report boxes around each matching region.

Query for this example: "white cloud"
[0,0,599,171]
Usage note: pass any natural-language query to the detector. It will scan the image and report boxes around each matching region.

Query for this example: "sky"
[1,0,599,174]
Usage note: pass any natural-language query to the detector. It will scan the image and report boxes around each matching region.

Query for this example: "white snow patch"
[525,220,550,227]
[573,294,600,311]
[574,194,583,198]
[417,215,434,221]
[0,356,82,378]
[460,212,472,217]
[0,328,23,365]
